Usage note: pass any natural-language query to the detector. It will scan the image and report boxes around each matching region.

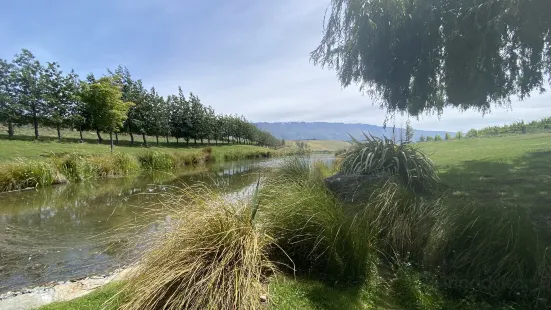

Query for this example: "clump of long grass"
[260,158,377,283]
[0,160,65,191]
[222,149,272,161]
[426,201,551,304]
[138,151,176,170]
[361,178,440,261]
[54,153,95,181]
[120,184,273,310]
[277,156,311,180]
[340,133,440,192]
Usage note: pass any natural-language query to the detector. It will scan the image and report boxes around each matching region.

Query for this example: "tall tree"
[0,59,20,138]
[13,49,45,139]
[456,132,463,141]
[80,76,133,151]
[110,66,137,144]
[312,0,551,116]
[42,62,79,141]
[189,93,205,144]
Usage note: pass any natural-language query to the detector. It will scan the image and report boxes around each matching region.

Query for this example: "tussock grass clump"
[87,153,140,177]
[278,156,311,180]
[426,202,551,303]
[362,178,440,261]
[341,133,440,192]
[137,151,176,170]
[260,158,377,283]
[0,160,65,191]
[222,149,272,161]
[54,153,95,181]
[121,185,273,310]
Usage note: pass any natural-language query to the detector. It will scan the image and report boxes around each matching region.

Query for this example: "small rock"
[260,295,267,303]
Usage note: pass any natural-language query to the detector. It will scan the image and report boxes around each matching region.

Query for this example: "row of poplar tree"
[0,49,282,147]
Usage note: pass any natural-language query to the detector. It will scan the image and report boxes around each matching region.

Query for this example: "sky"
[1,0,549,132]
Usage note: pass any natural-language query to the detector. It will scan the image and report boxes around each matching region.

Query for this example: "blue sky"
[1,0,549,132]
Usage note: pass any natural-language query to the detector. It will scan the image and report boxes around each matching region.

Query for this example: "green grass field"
[287,140,351,152]
[0,125,269,163]
[0,138,272,163]
[421,133,551,213]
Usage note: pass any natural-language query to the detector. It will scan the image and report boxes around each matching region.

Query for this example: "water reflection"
[0,155,333,293]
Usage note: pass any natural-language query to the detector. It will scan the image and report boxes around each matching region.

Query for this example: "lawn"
[0,138,272,163]
[421,133,551,213]
[0,125,263,163]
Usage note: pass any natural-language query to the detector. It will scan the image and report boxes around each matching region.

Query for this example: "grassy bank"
[0,141,291,192]
[31,134,551,309]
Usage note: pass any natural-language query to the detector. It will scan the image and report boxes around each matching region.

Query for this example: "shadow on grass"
[437,150,551,240]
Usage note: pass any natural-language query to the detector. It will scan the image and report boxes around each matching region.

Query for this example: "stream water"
[0,155,334,294]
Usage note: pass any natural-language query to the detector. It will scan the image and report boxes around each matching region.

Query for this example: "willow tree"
[312,0,551,116]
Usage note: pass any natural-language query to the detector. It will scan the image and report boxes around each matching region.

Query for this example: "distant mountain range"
[255,122,450,142]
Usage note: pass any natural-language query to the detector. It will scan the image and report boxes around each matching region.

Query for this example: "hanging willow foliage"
[311,0,551,116]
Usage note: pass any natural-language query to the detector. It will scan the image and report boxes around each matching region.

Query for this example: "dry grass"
[119,184,274,310]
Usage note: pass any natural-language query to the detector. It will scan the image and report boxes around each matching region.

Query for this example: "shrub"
[434,135,442,141]
[121,185,273,310]
[466,129,478,138]
[340,133,440,192]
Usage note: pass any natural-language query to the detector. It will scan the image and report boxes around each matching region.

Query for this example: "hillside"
[288,140,351,152]
[256,122,449,141]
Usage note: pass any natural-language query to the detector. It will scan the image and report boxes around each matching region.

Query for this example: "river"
[0,155,333,294]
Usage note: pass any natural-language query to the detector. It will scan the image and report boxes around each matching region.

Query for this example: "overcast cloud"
[1,0,549,132]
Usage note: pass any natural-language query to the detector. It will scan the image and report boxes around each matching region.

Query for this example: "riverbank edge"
[0,267,133,310]
[0,146,302,193]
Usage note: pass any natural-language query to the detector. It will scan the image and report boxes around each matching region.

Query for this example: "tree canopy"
[311,0,551,116]
[0,48,282,148]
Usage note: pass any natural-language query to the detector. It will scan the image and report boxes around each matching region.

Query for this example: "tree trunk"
[7,122,14,139]
[166,135,169,144]
[207,138,210,145]
[142,133,147,145]
[129,132,134,145]
[115,132,119,144]
[56,124,61,141]
[96,128,103,143]
[186,139,189,146]
[215,139,217,146]
[79,126,84,142]
[194,138,197,144]
[110,130,114,153]
[200,138,203,145]
[33,114,39,140]
[176,137,179,145]
[156,135,159,146]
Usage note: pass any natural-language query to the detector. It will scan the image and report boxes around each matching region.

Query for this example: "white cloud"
[3,0,547,133]
[143,0,551,132]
